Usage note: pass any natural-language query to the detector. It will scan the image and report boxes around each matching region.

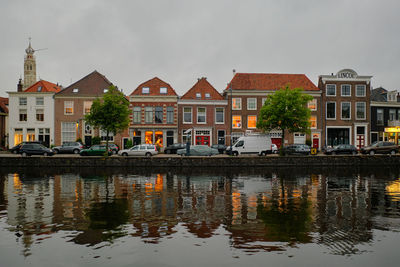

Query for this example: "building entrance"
[327,128,350,146]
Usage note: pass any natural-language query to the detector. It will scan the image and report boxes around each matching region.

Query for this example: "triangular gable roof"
[24,80,61,93]
[181,78,224,100]
[57,70,113,96]
[226,73,319,91]
[130,77,178,96]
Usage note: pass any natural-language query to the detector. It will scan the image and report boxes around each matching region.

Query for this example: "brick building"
[0,97,8,148]
[178,77,228,146]
[54,70,127,147]
[129,77,178,149]
[224,73,322,148]
[319,69,372,148]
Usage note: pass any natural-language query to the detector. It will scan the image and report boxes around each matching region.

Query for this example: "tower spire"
[23,38,37,90]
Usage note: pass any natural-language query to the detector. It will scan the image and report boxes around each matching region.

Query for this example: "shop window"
[155,131,163,147]
[14,129,23,145]
[232,115,242,128]
[145,131,154,144]
[27,129,35,141]
[247,115,257,128]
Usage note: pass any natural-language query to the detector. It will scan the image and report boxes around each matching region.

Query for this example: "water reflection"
[0,168,400,260]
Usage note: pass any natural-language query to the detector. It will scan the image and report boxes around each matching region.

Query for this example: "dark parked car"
[19,143,54,157]
[177,145,219,156]
[360,141,399,155]
[211,144,227,154]
[9,141,45,154]
[283,144,311,155]
[53,142,84,154]
[164,143,186,154]
[324,144,358,155]
[80,145,112,156]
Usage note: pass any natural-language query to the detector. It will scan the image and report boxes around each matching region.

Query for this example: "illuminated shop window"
[155,131,163,147]
[145,131,153,144]
[247,115,257,128]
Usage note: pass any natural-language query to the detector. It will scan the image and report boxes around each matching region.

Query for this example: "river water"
[0,167,399,267]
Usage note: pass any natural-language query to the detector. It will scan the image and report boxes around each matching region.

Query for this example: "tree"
[85,85,130,156]
[256,85,313,154]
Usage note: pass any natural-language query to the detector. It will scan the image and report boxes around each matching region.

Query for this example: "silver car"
[177,145,219,156]
[53,142,84,154]
[118,144,158,157]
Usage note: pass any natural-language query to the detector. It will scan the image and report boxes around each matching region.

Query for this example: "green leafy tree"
[257,85,313,154]
[85,85,130,156]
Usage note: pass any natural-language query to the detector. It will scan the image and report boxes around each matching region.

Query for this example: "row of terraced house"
[6,42,400,150]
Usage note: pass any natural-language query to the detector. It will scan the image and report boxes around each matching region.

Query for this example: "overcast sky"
[1,0,399,97]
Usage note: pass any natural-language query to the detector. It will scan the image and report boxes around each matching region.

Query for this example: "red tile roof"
[24,80,61,93]
[57,70,113,96]
[226,73,319,91]
[181,78,224,100]
[130,77,178,96]
[0,97,8,113]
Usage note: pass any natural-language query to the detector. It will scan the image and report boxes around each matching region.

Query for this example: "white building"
[8,80,61,147]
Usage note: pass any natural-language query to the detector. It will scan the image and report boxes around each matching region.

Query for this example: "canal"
[0,167,399,267]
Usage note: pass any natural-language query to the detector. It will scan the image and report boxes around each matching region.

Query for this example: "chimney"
[397,92,400,102]
[17,78,23,92]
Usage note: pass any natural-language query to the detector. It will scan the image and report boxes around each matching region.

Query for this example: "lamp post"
[230,85,233,147]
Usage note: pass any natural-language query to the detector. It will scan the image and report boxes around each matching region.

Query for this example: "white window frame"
[19,109,27,122]
[19,97,27,106]
[183,107,192,124]
[196,93,201,99]
[356,85,366,97]
[247,115,257,129]
[215,107,224,124]
[64,101,74,115]
[377,109,384,125]
[326,84,336,96]
[83,101,92,115]
[261,97,267,106]
[247,98,257,110]
[326,101,336,120]
[36,97,44,106]
[133,106,141,124]
[100,129,114,142]
[341,84,351,97]
[389,108,396,121]
[308,99,317,111]
[142,87,150,94]
[145,107,153,123]
[356,102,366,120]
[61,122,76,143]
[197,107,206,124]
[166,106,174,124]
[310,115,317,129]
[341,102,351,120]
[160,87,167,94]
[36,108,44,122]
[232,98,242,110]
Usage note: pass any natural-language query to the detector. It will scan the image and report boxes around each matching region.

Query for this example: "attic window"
[142,87,150,94]
[103,89,108,93]
[73,88,79,93]
[205,93,211,98]
[160,87,167,94]
[37,86,42,92]
[196,93,201,99]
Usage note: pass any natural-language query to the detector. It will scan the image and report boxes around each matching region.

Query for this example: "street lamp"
[230,85,233,147]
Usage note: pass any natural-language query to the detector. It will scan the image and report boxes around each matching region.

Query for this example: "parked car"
[9,141,45,154]
[80,145,112,156]
[107,143,119,154]
[360,141,399,155]
[324,144,358,155]
[211,144,227,154]
[271,144,278,154]
[164,143,186,154]
[19,143,54,157]
[231,135,272,156]
[177,145,219,156]
[225,146,232,155]
[53,142,84,154]
[283,144,311,155]
[118,144,158,157]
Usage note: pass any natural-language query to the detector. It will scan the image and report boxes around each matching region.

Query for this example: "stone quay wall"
[0,155,399,168]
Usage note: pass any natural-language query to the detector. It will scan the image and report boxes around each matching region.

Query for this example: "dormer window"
[142,87,150,94]
[103,89,108,93]
[160,87,167,94]
[73,88,79,93]
[37,86,42,92]
[205,93,211,98]
[196,93,201,99]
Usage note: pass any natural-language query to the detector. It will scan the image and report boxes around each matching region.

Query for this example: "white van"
[231,135,272,156]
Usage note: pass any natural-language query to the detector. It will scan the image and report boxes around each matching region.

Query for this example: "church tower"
[23,38,36,90]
